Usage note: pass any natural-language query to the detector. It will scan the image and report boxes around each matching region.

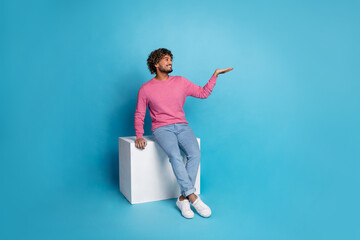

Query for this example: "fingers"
[135,140,147,149]
[217,67,234,75]
[224,67,234,72]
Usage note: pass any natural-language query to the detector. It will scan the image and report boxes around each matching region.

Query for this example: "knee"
[188,150,201,160]
[168,153,183,163]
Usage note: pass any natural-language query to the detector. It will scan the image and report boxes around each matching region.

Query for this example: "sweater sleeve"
[134,86,147,139]
[183,75,218,99]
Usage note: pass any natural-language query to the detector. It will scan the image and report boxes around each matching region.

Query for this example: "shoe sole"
[198,212,211,218]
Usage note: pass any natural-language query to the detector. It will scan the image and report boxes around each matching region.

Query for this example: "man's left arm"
[184,67,234,99]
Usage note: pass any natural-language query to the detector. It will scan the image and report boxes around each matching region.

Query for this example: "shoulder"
[143,78,154,87]
[175,75,186,79]
[175,75,190,83]
[139,78,154,92]
[137,84,149,98]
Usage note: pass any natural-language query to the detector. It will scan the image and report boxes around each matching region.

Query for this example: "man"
[134,48,233,218]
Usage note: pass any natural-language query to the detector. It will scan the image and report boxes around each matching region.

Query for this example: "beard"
[158,64,173,73]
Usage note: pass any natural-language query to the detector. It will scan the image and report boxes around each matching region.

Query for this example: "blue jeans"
[152,123,201,197]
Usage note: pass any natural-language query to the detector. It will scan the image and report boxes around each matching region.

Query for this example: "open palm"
[214,67,234,76]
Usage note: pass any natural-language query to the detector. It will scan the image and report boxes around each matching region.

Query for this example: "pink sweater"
[134,75,218,139]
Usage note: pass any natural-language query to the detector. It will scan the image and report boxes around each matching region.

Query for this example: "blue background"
[1,0,359,239]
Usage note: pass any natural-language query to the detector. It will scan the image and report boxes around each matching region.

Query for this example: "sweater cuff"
[136,135,144,139]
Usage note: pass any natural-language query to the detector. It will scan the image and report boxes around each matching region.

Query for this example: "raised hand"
[213,67,234,77]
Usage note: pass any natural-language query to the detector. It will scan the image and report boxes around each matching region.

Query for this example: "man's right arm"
[134,87,147,139]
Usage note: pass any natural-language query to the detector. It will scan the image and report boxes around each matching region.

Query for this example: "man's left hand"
[213,67,234,77]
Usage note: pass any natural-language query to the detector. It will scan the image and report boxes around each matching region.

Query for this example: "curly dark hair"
[147,48,173,75]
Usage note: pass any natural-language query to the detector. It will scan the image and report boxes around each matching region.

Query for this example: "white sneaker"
[176,197,194,219]
[191,194,211,217]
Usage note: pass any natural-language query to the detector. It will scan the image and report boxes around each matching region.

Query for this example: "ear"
[155,63,159,68]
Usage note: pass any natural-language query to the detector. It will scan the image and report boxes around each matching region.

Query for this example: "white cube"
[119,135,201,204]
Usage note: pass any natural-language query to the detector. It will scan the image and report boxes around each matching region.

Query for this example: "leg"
[177,124,201,189]
[174,124,212,217]
[179,193,198,203]
[152,125,196,197]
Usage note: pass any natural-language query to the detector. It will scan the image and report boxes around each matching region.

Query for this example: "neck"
[154,72,169,81]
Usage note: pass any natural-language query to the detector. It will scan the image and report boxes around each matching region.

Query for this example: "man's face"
[155,54,173,74]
